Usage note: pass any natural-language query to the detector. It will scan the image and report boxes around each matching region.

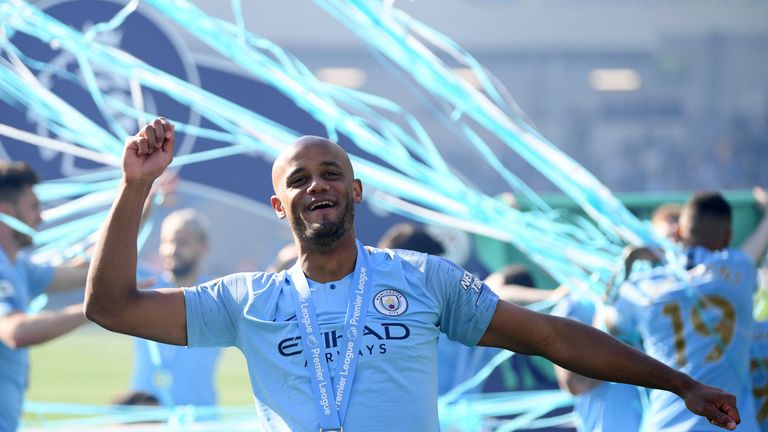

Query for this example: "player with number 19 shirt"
[613,246,758,431]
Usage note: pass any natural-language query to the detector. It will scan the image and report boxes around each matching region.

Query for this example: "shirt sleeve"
[424,255,499,346]
[183,273,248,348]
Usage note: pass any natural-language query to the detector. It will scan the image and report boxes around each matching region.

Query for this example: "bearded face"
[7,186,41,249]
[288,193,355,251]
[168,255,198,280]
[271,138,362,252]
[159,225,207,282]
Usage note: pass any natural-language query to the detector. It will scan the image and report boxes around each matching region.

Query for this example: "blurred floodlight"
[588,68,642,92]
[315,67,367,88]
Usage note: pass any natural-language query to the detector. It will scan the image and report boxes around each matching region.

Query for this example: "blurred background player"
[0,161,90,431]
[130,208,221,410]
[609,191,759,431]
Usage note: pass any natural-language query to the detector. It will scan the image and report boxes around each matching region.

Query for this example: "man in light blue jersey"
[611,191,759,431]
[0,161,91,431]
[130,208,221,409]
[86,117,743,431]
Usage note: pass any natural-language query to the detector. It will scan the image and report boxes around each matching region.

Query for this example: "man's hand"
[123,117,175,184]
[681,381,740,430]
[755,186,768,213]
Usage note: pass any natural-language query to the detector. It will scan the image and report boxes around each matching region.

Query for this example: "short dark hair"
[680,191,732,248]
[683,191,732,222]
[377,223,445,256]
[0,161,40,204]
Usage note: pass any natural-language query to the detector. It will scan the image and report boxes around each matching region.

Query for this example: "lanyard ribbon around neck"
[287,240,374,430]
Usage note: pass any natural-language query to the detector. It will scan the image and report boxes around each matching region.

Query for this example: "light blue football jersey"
[184,246,499,431]
[615,246,758,431]
[751,320,768,431]
[0,249,54,432]
[131,272,221,408]
[552,294,643,432]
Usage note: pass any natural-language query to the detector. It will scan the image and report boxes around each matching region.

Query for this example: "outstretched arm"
[85,118,187,346]
[479,301,740,430]
[0,305,87,349]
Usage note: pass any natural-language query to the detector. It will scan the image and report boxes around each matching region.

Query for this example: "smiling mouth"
[307,200,336,211]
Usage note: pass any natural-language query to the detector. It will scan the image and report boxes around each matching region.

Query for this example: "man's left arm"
[478,300,741,430]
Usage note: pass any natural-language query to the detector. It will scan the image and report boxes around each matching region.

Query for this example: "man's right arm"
[85,118,187,346]
[0,305,87,348]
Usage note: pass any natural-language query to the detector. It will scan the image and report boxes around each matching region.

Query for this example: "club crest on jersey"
[373,289,408,316]
[0,280,14,298]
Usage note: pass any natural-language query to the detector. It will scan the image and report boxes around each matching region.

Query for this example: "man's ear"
[271,195,286,219]
[353,179,363,203]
